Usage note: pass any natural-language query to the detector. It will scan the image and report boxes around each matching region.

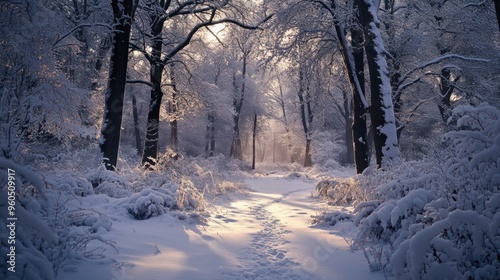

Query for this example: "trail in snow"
[57,174,385,280]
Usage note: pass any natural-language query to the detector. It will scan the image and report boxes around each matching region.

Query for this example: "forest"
[0,0,499,279]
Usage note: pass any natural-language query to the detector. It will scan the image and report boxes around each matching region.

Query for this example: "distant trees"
[97,0,270,169]
[129,1,270,167]
[2,0,498,173]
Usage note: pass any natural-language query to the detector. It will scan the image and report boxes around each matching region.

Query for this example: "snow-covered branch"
[52,23,113,49]
[399,54,491,86]
[462,0,488,8]
[162,13,273,64]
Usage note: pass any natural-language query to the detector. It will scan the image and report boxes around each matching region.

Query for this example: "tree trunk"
[252,114,257,169]
[277,73,294,163]
[297,67,313,167]
[209,113,215,156]
[495,0,500,31]
[304,138,312,167]
[132,93,142,155]
[100,0,133,170]
[169,64,179,159]
[350,4,370,173]
[383,0,404,140]
[141,22,165,167]
[357,0,399,168]
[204,112,216,158]
[438,67,458,123]
[230,52,247,160]
[328,0,369,173]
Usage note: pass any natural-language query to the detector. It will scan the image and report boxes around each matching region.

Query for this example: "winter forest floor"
[56,173,385,280]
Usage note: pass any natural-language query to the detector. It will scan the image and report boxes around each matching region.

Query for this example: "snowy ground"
[57,174,385,280]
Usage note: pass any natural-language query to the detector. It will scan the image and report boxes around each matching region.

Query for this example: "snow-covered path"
[57,175,384,280]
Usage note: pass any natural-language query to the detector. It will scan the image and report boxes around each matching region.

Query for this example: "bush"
[126,188,176,220]
[353,103,500,278]
[311,131,344,170]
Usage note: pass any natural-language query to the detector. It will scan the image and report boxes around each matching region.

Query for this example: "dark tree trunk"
[297,67,313,167]
[132,93,142,155]
[327,0,369,173]
[141,66,163,167]
[438,67,457,123]
[351,3,369,173]
[91,36,112,91]
[495,0,500,31]
[168,64,179,159]
[357,0,399,168]
[343,90,354,165]
[141,22,165,167]
[304,138,312,167]
[204,112,216,158]
[230,53,247,160]
[277,74,294,162]
[100,0,133,170]
[252,114,257,170]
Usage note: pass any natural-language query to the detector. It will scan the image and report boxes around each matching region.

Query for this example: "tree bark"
[168,64,179,159]
[205,112,215,157]
[277,73,294,163]
[342,89,354,165]
[325,0,369,173]
[132,93,142,155]
[230,52,247,160]
[141,20,165,167]
[357,0,399,168]
[297,67,313,167]
[494,0,500,31]
[100,0,133,170]
[252,113,257,170]
[350,2,370,173]
[438,67,459,123]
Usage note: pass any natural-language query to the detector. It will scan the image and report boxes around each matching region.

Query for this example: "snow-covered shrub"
[172,154,246,196]
[311,210,353,226]
[126,188,177,220]
[311,131,344,170]
[42,206,117,275]
[1,158,121,278]
[392,210,499,280]
[86,165,131,198]
[175,178,205,211]
[355,189,436,272]
[45,171,94,197]
[353,103,500,277]
[126,177,205,220]
[313,178,367,205]
[0,159,57,280]
[284,171,305,179]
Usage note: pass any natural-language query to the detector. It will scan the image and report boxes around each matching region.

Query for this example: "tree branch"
[126,79,153,87]
[399,54,490,85]
[52,23,112,48]
[162,13,273,64]
[129,42,152,63]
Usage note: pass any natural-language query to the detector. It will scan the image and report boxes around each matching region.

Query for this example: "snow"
[56,174,384,280]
